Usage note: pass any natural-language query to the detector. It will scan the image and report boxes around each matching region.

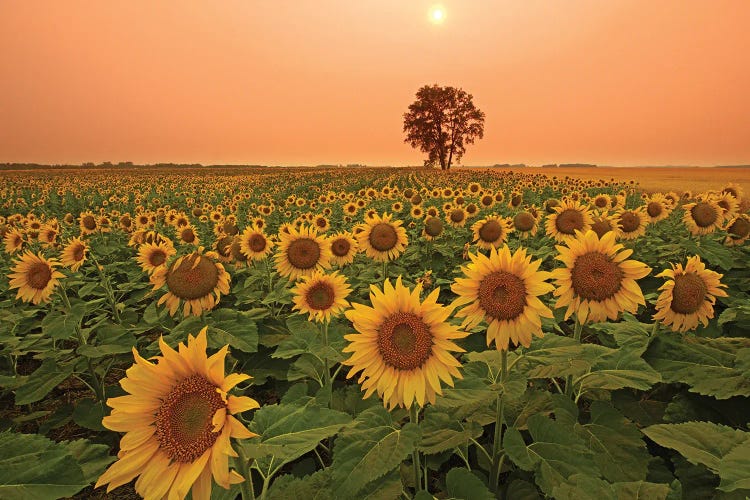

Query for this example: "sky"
[1,0,749,167]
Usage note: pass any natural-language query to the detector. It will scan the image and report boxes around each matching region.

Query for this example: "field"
[0,166,749,500]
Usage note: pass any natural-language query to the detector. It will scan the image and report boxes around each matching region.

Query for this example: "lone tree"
[403,84,485,170]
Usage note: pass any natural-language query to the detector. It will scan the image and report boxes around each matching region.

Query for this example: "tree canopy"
[403,84,485,170]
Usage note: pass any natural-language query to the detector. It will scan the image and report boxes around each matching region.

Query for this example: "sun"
[429,5,446,24]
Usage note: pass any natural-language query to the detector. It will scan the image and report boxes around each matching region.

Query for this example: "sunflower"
[410,206,424,219]
[644,194,671,223]
[552,230,651,324]
[422,216,444,241]
[79,211,99,235]
[545,199,593,242]
[8,251,65,305]
[682,198,723,236]
[591,194,612,212]
[275,225,331,280]
[38,225,58,247]
[479,193,495,209]
[178,225,200,246]
[213,234,235,263]
[313,215,330,233]
[357,213,408,262]
[60,237,88,271]
[721,182,744,201]
[342,277,467,409]
[327,231,358,267]
[452,246,554,350]
[615,207,649,240]
[512,211,538,239]
[137,242,176,274]
[724,214,750,246]
[95,327,259,499]
[4,228,24,254]
[239,225,274,261]
[653,255,728,332]
[589,212,618,239]
[291,271,352,323]
[151,249,231,317]
[471,216,513,250]
[446,207,467,228]
[713,192,739,222]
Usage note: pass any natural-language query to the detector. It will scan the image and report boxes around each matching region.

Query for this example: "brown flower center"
[545,199,560,213]
[481,195,494,207]
[315,218,327,229]
[305,282,335,310]
[230,239,247,262]
[247,233,267,253]
[594,197,609,208]
[72,244,85,262]
[424,217,443,237]
[478,271,527,321]
[81,215,97,231]
[166,254,220,300]
[478,220,503,243]
[513,212,536,232]
[555,209,584,235]
[670,272,707,314]
[691,203,717,227]
[647,202,663,218]
[717,199,731,213]
[449,209,465,224]
[619,211,641,233]
[571,251,623,301]
[27,262,52,290]
[403,188,414,199]
[377,312,433,370]
[511,195,522,207]
[728,218,750,239]
[369,223,398,251]
[181,228,196,243]
[590,218,613,238]
[331,238,351,257]
[216,236,233,256]
[287,238,322,269]
[149,248,167,267]
[410,194,423,205]
[155,375,226,463]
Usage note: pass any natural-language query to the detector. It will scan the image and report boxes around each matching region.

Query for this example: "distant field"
[482,166,749,194]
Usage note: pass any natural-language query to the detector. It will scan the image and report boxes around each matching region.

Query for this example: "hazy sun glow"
[429,5,445,24]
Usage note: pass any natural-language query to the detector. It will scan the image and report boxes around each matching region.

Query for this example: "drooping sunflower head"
[137,241,176,274]
[721,182,744,201]
[357,213,408,262]
[713,192,740,221]
[615,207,649,240]
[327,231,358,267]
[552,230,651,324]
[151,249,231,317]
[471,216,513,250]
[291,270,352,323]
[96,327,259,499]
[724,214,750,246]
[275,225,332,280]
[653,255,728,332]
[8,251,65,305]
[343,277,467,408]
[682,199,722,236]
[545,199,593,242]
[61,237,88,272]
[511,211,538,239]
[452,245,554,350]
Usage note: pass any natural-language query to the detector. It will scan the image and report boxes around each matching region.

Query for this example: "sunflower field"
[0,167,749,500]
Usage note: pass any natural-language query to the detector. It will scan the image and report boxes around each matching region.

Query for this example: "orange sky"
[1,1,749,167]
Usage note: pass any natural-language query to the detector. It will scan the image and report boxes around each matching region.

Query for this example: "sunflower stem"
[382,260,389,284]
[490,349,508,492]
[92,256,121,323]
[410,404,422,493]
[236,444,255,500]
[565,319,584,398]
[321,321,333,407]
[650,321,660,337]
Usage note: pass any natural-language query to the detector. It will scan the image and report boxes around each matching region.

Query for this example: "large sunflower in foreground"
[471,215,513,250]
[653,255,728,332]
[291,270,352,323]
[150,249,231,317]
[8,251,65,304]
[452,245,554,350]
[357,213,408,262]
[545,199,593,242]
[343,277,467,409]
[275,225,331,280]
[60,237,88,271]
[95,328,259,499]
[552,230,651,324]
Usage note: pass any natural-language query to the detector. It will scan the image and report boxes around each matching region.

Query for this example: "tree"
[403,84,485,170]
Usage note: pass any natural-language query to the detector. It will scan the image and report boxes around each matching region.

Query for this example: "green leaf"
[642,422,749,473]
[445,467,493,499]
[265,469,333,499]
[523,334,610,379]
[577,347,661,393]
[245,397,350,466]
[418,407,484,454]
[643,334,750,399]
[14,359,74,405]
[332,405,421,498]
[72,398,105,431]
[0,431,88,499]
[503,414,599,496]
[209,309,260,353]
[505,479,541,500]
[552,474,671,500]
[61,439,116,484]
[41,304,86,340]
[717,440,750,492]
